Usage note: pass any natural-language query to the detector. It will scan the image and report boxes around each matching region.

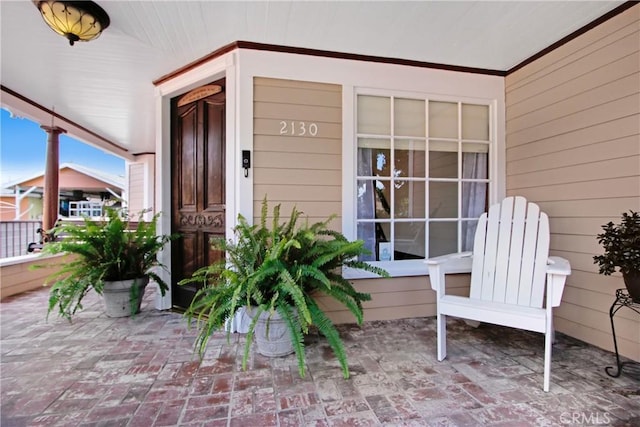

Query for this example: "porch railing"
[0,221,42,259]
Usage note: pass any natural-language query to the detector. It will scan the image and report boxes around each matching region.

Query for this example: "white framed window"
[348,91,492,277]
[68,201,103,218]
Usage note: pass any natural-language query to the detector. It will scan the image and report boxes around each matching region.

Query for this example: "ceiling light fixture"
[33,1,110,46]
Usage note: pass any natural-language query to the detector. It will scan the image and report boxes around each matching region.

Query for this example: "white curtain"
[357,148,376,261]
[461,153,488,251]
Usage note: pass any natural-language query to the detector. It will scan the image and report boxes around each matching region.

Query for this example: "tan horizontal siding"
[0,255,63,300]
[507,52,640,121]
[329,305,434,325]
[255,76,342,93]
[562,283,638,323]
[507,53,640,126]
[509,176,640,200]
[550,233,603,255]
[507,94,639,148]
[536,197,640,218]
[507,135,640,175]
[254,103,341,123]
[256,216,342,234]
[555,316,639,361]
[319,274,471,324]
[564,270,629,301]
[254,151,341,171]
[128,163,145,214]
[253,77,343,227]
[253,201,340,221]
[552,251,612,275]
[507,115,640,161]
[253,184,341,202]
[254,85,341,107]
[505,4,640,361]
[507,155,640,188]
[556,301,638,352]
[549,216,619,236]
[508,73,639,135]
[254,135,341,154]
[254,168,342,186]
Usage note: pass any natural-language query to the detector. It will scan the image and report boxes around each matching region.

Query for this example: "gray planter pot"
[249,308,296,357]
[102,277,149,318]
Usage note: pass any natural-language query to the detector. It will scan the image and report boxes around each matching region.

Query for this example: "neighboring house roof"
[2,163,125,192]
[0,190,40,198]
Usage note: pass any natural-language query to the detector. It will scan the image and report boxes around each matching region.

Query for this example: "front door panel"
[171,81,225,309]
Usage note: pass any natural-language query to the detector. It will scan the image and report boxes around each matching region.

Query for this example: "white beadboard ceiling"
[0,0,626,158]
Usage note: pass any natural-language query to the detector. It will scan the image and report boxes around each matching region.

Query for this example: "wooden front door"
[171,81,226,309]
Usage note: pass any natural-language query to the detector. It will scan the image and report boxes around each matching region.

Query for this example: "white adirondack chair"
[426,196,571,391]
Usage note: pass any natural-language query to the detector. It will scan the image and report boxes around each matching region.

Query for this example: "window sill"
[344,259,428,279]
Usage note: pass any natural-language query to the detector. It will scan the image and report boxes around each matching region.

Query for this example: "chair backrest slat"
[529,211,549,307]
[504,197,527,304]
[516,202,541,305]
[470,196,549,308]
[494,197,516,303]
[469,212,488,299]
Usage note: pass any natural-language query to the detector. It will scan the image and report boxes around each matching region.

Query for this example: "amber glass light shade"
[34,1,110,46]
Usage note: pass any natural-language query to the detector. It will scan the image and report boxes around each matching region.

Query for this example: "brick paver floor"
[1,286,638,426]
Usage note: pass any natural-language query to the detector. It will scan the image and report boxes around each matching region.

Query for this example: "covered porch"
[1,286,638,426]
[1,3,639,425]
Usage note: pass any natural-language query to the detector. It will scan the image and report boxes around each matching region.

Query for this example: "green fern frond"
[276,304,307,377]
[242,308,262,371]
[275,270,311,329]
[318,284,365,325]
[181,196,388,378]
[307,298,351,379]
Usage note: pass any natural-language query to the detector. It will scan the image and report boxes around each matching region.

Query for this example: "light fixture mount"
[33,1,110,46]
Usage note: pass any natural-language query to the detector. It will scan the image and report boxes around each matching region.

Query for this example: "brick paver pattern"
[1,286,638,426]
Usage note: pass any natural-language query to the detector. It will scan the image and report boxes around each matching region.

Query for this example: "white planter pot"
[102,277,149,318]
[249,307,296,357]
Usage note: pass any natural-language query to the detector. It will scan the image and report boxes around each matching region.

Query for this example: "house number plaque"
[279,121,319,137]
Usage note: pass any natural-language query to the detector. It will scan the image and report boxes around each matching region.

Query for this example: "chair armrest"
[546,256,571,307]
[425,252,473,293]
[546,256,571,276]
[426,251,473,273]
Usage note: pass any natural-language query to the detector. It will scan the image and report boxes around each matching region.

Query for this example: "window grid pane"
[356,94,490,262]
[68,201,104,218]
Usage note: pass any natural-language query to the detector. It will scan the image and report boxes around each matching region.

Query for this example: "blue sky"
[0,108,125,186]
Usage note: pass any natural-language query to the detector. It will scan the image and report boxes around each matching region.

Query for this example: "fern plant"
[182,197,389,378]
[34,207,178,320]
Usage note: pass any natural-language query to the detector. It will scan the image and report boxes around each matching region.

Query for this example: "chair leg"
[543,327,552,392]
[437,312,447,361]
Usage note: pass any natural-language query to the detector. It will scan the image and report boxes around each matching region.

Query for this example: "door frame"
[153,52,246,310]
